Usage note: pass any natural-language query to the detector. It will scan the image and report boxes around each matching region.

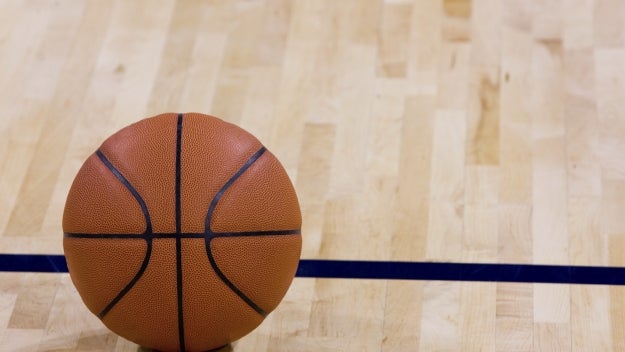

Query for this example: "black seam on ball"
[204,147,269,317]
[211,229,301,238]
[94,149,153,319]
[64,230,301,239]
[175,113,186,352]
[203,147,267,234]
[96,150,152,233]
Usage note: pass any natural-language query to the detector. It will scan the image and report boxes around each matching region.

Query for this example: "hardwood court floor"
[1,0,625,350]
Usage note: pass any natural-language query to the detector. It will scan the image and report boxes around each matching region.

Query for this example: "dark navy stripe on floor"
[2,254,625,285]
[0,254,69,273]
[296,260,625,285]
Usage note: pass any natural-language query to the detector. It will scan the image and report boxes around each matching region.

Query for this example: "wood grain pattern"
[2,0,625,350]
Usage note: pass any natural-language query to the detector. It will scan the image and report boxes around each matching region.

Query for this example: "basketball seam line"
[95,150,152,232]
[64,229,301,239]
[203,147,268,234]
[175,114,186,352]
[204,146,270,317]
[94,149,154,320]
[212,229,301,238]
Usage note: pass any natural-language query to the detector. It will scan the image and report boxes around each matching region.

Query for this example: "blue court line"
[0,254,69,273]
[1,254,625,285]
[297,260,625,285]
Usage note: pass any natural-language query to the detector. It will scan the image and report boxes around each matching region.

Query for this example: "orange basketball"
[62,113,302,352]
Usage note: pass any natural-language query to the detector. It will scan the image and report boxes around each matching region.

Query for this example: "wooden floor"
[1,0,625,350]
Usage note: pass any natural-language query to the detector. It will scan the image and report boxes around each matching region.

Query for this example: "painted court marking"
[2,254,625,285]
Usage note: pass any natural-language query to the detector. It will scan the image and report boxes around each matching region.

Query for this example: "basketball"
[62,113,302,352]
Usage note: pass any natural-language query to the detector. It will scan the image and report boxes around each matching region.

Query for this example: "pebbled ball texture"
[63,113,302,352]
